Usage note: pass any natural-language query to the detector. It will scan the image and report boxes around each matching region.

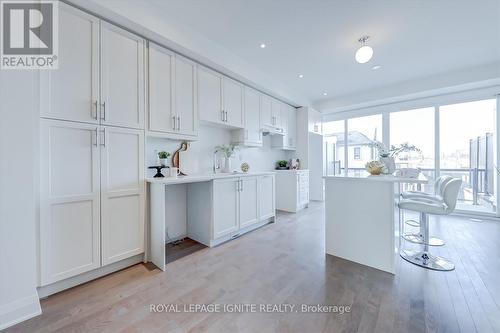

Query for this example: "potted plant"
[369,141,421,174]
[158,151,171,166]
[276,160,288,170]
[215,145,239,173]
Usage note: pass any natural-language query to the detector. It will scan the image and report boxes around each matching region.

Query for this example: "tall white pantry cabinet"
[39,4,145,286]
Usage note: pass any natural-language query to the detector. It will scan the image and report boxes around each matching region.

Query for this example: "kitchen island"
[148,172,275,271]
[324,173,427,274]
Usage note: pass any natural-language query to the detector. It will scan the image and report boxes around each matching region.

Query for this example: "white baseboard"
[0,293,42,330]
[38,254,144,298]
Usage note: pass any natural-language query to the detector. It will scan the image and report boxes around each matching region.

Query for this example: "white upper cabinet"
[223,77,244,128]
[148,42,174,133]
[271,98,282,128]
[232,86,262,146]
[280,102,289,134]
[100,22,145,129]
[40,119,101,285]
[308,108,323,134]
[287,106,297,148]
[260,94,273,127]
[198,66,224,124]
[174,55,198,137]
[40,4,99,124]
[100,127,144,265]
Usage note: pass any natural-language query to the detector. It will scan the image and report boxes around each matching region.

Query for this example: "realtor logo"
[1,0,58,69]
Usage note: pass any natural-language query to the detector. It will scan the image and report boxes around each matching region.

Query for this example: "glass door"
[439,99,497,213]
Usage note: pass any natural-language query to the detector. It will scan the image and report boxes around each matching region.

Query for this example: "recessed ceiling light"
[260,43,266,48]
[323,92,328,96]
[372,65,382,70]
[298,74,304,78]
[355,36,373,64]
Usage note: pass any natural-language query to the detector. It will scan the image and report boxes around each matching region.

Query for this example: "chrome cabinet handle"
[221,110,225,122]
[100,128,106,147]
[93,129,98,146]
[100,102,106,121]
[177,116,181,131]
[172,115,176,131]
[93,101,98,120]
[240,179,243,192]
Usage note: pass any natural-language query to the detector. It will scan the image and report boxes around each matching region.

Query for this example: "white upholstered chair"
[398,178,462,271]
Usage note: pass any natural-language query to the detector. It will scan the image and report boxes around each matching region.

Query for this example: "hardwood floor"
[7,202,500,333]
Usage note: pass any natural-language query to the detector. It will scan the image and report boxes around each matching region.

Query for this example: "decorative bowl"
[365,160,385,175]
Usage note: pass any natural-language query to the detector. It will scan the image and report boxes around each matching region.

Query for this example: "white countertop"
[323,172,428,184]
[274,169,309,172]
[147,171,275,185]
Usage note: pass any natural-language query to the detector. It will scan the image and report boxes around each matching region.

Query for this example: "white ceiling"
[147,0,499,110]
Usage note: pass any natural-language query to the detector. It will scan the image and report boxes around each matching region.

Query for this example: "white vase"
[159,158,168,166]
[223,157,231,173]
[380,156,396,174]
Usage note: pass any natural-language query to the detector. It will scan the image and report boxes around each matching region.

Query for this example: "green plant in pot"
[276,160,288,170]
[158,151,171,166]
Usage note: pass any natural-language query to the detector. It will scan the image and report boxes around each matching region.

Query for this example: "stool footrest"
[400,249,454,271]
[402,232,445,246]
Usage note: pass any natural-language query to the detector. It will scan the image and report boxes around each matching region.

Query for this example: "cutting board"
[179,150,198,175]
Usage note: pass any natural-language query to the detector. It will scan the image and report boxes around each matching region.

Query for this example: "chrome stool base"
[403,232,445,246]
[400,249,454,271]
[404,219,420,227]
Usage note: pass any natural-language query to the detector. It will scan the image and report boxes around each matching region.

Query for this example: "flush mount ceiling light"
[323,92,328,96]
[372,65,382,70]
[355,36,373,64]
[298,74,304,78]
[260,43,266,48]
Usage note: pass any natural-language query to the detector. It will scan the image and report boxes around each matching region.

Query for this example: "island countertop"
[323,173,428,184]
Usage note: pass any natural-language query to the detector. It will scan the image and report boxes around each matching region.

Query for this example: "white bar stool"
[398,178,462,271]
[400,175,452,246]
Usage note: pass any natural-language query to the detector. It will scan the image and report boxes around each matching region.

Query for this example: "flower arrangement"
[369,141,421,158]
[365,160,385,175]
[214,144,239,158]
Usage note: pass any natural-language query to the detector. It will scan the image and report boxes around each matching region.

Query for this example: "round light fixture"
[372,65,382,70]
[355,36,373,64]
[260,43,266,48]
[323,92,328,96]
[298,74,304,78]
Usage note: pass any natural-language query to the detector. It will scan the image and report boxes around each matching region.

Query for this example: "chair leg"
[400,213,454,271]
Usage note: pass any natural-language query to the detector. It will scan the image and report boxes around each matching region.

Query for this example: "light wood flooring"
[6,202,500,332]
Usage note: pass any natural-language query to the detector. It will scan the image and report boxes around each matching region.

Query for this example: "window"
[439,99,496,213]
[353,147,361,160]
[323,120,345,175]
[390,107,435,193]
[347,115,382,176]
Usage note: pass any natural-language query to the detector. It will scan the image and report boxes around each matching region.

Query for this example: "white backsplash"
[146,125,294,178]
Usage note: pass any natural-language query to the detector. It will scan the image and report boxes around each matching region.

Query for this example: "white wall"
[0,71,41,329]
[146,125,293,177]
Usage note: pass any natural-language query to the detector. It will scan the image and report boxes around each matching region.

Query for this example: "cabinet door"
[198,66,223,124]
[271,98,282,128]
[148,43,175,133]
[243,87,262,144]
[223,77,244,128]
[101,22,145,129]
[213,178,239,239]
[100,127,145,265]
[175,55,198,137]
[260,94,273,127]
[259,175,275,220]
[280,102,289,134]
[40,4,99,124]
[239,177,259,228]
[287,106,297,148]
[40,120,101,285]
